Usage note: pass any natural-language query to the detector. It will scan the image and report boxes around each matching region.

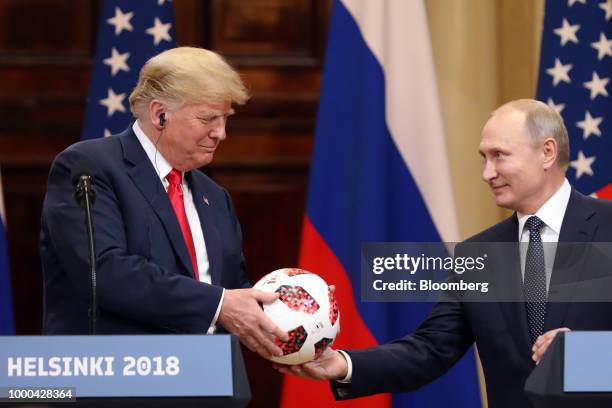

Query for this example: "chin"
[494,195,515,210]
[194,155,214,168]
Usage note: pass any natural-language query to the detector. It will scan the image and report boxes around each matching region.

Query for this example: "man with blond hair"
[278,99,612,407]
[41,47,287,359]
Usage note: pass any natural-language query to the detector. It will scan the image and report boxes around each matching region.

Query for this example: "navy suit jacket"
[40,127,250,334]
[334,189,612,408]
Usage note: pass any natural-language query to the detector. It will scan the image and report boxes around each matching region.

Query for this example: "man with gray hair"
[278,99,612,407]
[40,47,287,360]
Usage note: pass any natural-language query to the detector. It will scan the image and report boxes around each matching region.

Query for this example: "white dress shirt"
[133,121,224,333]
[337,178,572,384]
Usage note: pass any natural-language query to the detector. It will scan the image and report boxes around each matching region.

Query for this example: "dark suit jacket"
[333,189,612,408]
[40,127,250,334]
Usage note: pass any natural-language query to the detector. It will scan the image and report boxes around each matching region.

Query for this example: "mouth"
[490,184,508,193]
[197,144,217,153]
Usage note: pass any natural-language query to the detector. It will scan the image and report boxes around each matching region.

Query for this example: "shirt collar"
[133,121,174,182]
[517,178,571,239]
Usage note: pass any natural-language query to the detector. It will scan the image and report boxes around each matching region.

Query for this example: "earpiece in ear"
[159,113,166,127]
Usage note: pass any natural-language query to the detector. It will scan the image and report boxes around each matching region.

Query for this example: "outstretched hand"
[273,347,348,381]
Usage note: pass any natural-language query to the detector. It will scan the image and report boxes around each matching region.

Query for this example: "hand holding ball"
[254,268,340,364]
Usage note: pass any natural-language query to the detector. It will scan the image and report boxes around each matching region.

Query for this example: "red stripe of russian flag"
[280,217,390,407]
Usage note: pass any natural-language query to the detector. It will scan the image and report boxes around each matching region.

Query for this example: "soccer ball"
[254,268,340,365]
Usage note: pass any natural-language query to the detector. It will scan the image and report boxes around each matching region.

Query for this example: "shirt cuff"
[335,350,353,383]
[207,288,225,334]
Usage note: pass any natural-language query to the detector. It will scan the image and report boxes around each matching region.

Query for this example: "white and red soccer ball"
[254,268,340,365]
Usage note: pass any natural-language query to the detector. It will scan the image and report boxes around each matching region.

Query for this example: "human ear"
[542,138,558,170]
[148,100,166,130]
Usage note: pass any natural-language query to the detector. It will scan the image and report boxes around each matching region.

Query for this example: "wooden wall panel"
[212,0,316,59]
[0,1,330,406]
[0,0,95,55]
[2,164,48,335]
[0,0,96,166]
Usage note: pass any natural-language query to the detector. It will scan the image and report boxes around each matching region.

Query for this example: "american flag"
[536,0,612,197]
[81,0,176,140]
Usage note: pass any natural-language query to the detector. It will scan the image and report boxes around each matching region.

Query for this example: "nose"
[209,118,227,141]
[482,159,497,182]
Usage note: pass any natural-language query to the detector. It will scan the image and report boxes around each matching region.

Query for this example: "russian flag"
[0,167,15,335]
[281,0,481,406]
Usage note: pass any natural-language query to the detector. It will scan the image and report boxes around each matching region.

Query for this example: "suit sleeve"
[42,147,223,333]
[221,187,251,290]
[331,299,475,399]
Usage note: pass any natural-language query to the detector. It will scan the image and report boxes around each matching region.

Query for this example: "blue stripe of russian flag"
[0,205,14,335]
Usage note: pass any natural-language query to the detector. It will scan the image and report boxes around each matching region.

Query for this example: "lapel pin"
[203,196,210,206]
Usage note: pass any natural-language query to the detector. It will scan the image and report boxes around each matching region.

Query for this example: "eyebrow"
[196,109,235,118]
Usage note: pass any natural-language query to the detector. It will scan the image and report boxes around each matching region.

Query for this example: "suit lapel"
[555,190,597,244]
[545,190,597,331]
[493,216,533,353]
[119,128,195,278]
[187,172,223,286]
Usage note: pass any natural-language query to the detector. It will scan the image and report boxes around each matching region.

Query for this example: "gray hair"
[493,99,570,168]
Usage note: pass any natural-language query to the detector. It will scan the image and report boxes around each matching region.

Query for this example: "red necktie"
[166,169,200,281]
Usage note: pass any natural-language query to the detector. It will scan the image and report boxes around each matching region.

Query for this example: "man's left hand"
[532,327,570,364]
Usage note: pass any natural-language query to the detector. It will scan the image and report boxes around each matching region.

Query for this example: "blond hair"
[129,47,249,117]
[493,99,570,169]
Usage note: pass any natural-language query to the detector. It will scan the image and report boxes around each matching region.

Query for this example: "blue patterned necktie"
[524,216,547,344]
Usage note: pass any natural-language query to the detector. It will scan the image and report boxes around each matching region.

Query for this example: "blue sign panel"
[0,335,233,397]
[564,331,612,392]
